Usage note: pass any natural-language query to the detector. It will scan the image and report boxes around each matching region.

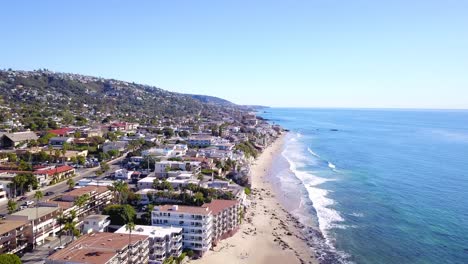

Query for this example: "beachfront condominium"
[152,205,213,255]
[202,199,242,245]
[45,232,149,264]
[115,225,183,264]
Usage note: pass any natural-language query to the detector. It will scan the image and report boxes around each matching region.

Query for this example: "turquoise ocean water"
[261,108,468,264]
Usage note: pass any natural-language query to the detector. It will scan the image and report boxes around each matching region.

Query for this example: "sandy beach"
[191,133,318,264]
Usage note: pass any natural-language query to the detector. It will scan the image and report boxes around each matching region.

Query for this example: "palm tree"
[13,174,27,196]
[125,222,135,264]
[7,199,17,214]
[108,180,128,204]
[33,190,44,249]
[63,210,79,242]
[73,194,90,218]
[66,178,75,191]
[56,212,67,246]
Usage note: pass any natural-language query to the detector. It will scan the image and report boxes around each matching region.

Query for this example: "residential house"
[109,122,139,132]
[0,131,38,149]
[48,128,74,137]
[137,177,156,190]
[82,215,111,234]
[114,169,133,180]
[165,172,200,190]
[34,165,75,185]
[49,137,74,147]
[187,135,214,148]
[154,161,200,178]
[102,141,128,153]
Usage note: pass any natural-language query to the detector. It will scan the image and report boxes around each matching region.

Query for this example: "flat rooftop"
[154,205,211,215]
[0,220,28,234]
[138,176,157,183]
[115,225,182,238]
[8,207,58,220]
[84,214,109,222]
[47,232,148,264]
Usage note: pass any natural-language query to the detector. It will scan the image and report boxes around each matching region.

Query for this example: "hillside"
[0,69,243,131]
[188,94,235,106]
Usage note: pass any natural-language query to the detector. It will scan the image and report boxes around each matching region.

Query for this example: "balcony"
[152,247,166,254]
[131,246,139,254]
[171,243,182,251]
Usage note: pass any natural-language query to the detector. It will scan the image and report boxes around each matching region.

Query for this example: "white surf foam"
[282,140,345,247]
[350,212,364,217]
[307,147,321,158]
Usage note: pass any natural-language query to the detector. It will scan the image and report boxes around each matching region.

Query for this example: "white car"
[24,201,35,206]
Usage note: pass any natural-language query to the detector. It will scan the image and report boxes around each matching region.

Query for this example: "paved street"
[21,236,73,264]
[0,154,126,214]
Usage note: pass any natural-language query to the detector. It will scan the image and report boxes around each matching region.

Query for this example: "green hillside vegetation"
[0,69,243,131]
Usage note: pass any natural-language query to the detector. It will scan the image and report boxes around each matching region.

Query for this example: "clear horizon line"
[259,106,468,111]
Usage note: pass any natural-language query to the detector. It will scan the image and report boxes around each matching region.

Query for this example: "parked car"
[23,201,34,207]
[18,196,27,201]
[49,246,65,255]
[45,191,55,196]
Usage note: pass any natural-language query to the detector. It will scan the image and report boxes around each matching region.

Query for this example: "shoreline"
[191,133,318,264]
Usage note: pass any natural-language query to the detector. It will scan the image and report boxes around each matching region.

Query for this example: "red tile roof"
[202,199,239,215]
[34,165,74,176]
[48,128,73,136]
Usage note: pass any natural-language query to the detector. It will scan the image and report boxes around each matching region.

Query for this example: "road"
[0,154,127,214]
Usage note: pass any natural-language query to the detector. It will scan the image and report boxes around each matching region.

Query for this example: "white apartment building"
[202,200,241,244]
[152,205,213,255]
[116,225,183,264]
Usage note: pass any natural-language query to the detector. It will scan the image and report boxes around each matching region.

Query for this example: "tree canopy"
[0,254,22,264]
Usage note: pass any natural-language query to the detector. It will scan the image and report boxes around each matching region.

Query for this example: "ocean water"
[261,108,468,264]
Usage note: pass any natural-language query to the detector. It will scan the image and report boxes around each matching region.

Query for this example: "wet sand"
[191,134,318,264]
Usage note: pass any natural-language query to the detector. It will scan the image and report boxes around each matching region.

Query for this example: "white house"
[138,177,157,190]
[83,214,111,234]
[165,172,199,189]
[154,161,201,177]
[77,178,114,187]
[114,169,133,180]
[187,135,214,148]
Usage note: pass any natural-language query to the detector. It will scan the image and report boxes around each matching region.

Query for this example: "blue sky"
[1,1,467,108]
